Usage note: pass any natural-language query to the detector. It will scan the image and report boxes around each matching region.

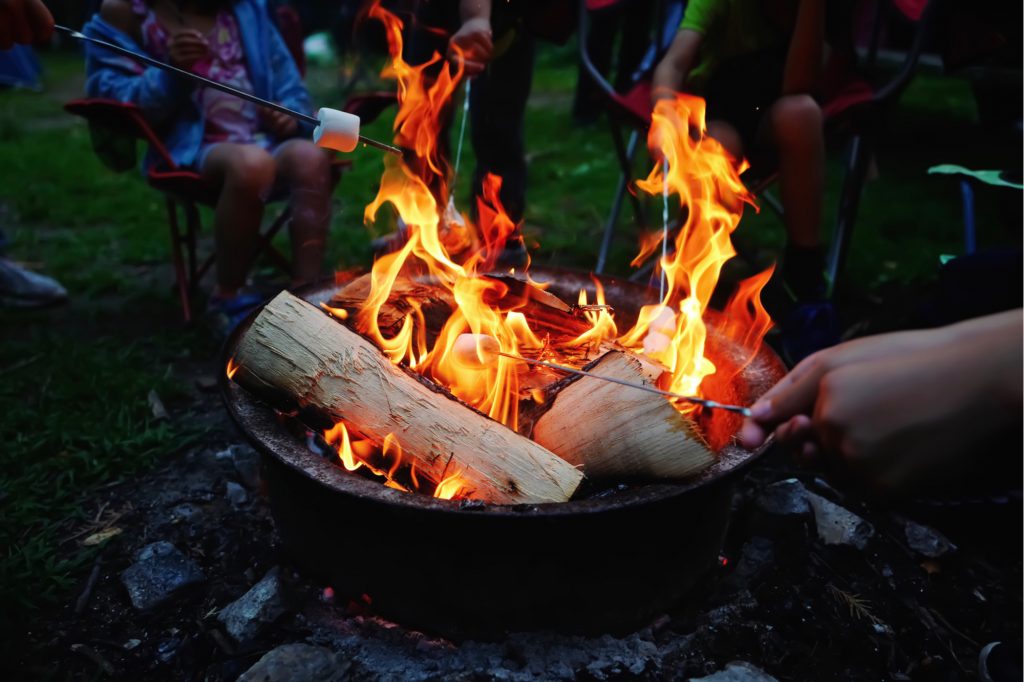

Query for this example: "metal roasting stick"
[493,351,752,416]
[54,25,402,156]
[660,158,669,301]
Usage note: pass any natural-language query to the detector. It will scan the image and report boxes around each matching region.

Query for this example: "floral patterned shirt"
[131,0,268,148]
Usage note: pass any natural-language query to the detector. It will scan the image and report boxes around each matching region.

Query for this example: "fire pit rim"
[221,267,784,517]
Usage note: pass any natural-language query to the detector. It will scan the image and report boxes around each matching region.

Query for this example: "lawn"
[0,39,1016,655]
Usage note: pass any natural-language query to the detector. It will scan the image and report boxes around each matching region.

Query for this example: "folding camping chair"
[581,0,939,294]
[64,7,396,322]
[577,0,683,274]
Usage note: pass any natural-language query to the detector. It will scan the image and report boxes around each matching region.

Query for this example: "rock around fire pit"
[222,268,786,637]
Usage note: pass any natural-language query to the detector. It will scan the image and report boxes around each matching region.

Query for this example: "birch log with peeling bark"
[233,291,583,504]
[531,351,715,480]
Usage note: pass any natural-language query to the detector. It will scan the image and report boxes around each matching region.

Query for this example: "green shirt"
[680,0,787,91]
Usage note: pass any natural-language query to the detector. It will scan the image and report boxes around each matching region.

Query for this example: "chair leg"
[960,179,977,255]
[185,202,201,290]
[166,197,192,323]
[826,134,872,296]
[609,118,646,231]
[596,130,641,274]
[245,206,292,279]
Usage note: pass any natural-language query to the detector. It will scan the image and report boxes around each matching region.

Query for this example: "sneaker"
[780,300,840,366]
[979,641,1023,682]
[206,291,267,338]
[0,258,68,309]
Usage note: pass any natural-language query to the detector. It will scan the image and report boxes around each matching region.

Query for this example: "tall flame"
[615,94,768,405]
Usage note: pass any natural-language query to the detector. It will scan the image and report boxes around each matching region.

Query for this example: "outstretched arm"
[740,309,1023,491]
[651,29,703,104]
[448,0,492,77]
[782,0,825,94]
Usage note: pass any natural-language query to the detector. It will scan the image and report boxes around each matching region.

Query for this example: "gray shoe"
[0,258,68,309]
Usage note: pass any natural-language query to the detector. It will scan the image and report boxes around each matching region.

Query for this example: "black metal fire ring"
[220,266,786,636]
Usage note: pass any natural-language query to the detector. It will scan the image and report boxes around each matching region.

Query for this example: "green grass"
[0,41,1016,649]
[0,332,200,645]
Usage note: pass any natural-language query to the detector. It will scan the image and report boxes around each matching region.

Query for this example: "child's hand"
[261,108,298,139]
[738,310,1023,492]
[0,0,55,49]
[448,17,492,77]
[168,29,209,70]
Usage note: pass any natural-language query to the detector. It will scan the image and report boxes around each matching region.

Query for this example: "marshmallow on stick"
[313,107,361,153]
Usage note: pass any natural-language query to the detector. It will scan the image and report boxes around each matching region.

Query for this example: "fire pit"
[222,267,784,638]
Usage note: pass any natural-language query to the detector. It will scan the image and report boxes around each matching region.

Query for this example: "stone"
[218,567,291,643]
[237,643,350,682]
[730,537,776,588]
[690,661,779,682]
[904,520,956,558]
[805,492,873,549]
[233,448,261,490]
[225,481,249,506]
[170,503,202,523]
[119,542,205,611]
[755,479,811,517]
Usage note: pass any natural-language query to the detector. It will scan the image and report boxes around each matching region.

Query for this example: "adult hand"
[261,108,297,138]
[447,17,492,77]
[0,0,55,49]
[739,310,1022,492]
[167,29,209,70]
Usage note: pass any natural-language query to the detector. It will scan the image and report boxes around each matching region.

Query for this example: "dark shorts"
[703,47,788,156]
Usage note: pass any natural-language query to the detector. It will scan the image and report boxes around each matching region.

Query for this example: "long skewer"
[55,24,402,156]
[495,351,752,416]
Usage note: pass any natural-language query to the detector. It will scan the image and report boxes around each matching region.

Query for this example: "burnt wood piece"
[531,350,714,480]
[327,272,593,341]
[232,291,583,505]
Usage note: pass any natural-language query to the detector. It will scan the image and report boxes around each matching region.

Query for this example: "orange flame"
[433,471,468,500]
[226,357,240,380]
[613,94,767,404]
[719,265,776,374]
[350,7,772,459]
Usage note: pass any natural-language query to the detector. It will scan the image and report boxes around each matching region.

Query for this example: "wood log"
[233,291,584,504]
[530,351,715,480]
[327,272,593,342]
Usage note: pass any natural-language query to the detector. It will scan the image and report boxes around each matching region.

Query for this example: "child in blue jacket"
[84,0,333,328]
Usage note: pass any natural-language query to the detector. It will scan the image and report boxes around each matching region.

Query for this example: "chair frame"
[579,0,939,296]
[64,98,295,323]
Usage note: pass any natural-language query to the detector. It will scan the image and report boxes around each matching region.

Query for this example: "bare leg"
[765,94,824,249]
[201,144,276,298]
[273,139,332,286]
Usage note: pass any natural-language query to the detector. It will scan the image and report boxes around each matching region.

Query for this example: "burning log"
[327,272,593,341]
[531,351,714,480]
[233,291,584,505]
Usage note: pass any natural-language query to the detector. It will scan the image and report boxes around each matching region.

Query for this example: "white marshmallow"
[451,333,500,369]
[313,107,361,153]
[642,330,672,356]
[648,304,677,335]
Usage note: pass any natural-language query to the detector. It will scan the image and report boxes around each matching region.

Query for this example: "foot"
[0,258,68,309]
[206,290,267,338]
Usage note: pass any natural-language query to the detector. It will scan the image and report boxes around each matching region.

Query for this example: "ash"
[16,419,1022,681]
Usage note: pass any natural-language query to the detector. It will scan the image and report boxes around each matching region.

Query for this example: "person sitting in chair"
[83,0,333,331]
[652,0,835,363]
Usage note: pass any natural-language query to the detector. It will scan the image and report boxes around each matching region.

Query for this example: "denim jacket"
[83,0,312,171]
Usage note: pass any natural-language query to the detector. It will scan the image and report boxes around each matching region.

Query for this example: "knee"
[222,146,276,195]
[283,142,332,189]
[770,95,822,149]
